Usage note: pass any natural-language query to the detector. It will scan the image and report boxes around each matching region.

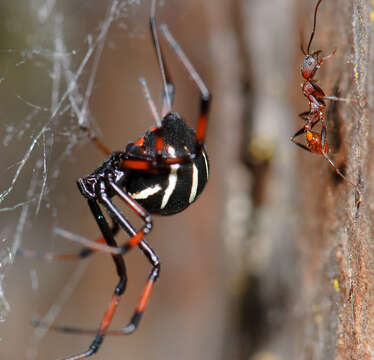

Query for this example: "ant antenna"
[300,43,306,56]
[307,0,324,54]
[150,0,172,115]
[139,77,162,127]
[299,28,306,55]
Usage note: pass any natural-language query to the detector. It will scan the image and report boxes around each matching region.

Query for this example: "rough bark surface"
[227,0,374,359]
[315,1,374,359]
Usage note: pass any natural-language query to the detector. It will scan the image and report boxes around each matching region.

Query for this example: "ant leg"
[314,48,337,70]
[323,95,353,103]
[319,130,362,200]
[292,141,312,153]
[299,111,311,121]
[299,112,321,128]
[160,24,211,147]
[290,126,311,152]
[291,117,321,153]
[320,47,337,63]
[322,152,361,199]
[291,126,306,141]
[308,81,326,105]
[291,138,312,152]
[293,142,312,152]
[321,125,327,151]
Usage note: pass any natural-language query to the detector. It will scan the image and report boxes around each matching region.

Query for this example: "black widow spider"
[28,1,211,359]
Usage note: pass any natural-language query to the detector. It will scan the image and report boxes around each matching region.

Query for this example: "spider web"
[0,0,141,346]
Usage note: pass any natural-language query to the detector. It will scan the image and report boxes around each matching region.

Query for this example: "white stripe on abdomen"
[161,164,179,209]
[189,163,198,203]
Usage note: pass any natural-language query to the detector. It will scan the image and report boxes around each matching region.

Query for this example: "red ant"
[291,0,361,200]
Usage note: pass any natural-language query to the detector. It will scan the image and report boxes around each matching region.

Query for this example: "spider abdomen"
[126,148,209,216]
[126,113,209,215]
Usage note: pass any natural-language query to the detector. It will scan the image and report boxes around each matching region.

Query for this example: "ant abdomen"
[306,130,329,155]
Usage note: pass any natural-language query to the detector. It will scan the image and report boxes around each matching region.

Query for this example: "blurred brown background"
[0,0,373,359]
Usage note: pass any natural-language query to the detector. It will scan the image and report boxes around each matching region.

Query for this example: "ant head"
[301,0,325,79]
[301,51,321,79]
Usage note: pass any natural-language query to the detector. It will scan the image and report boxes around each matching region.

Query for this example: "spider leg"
[90,137,112,156]
[139,77,162,127]
[79,126,112,156]
[119,238,160,335]
[102,180,153,253]
[40,191,160,358]
[122,147,194,172]
[160,24,211,147]
[43,240,160,338]
[161,80,175,117]
[150,0,174,116]
[122,156,192,171]
[17,223,120,261]
[49,199,128,360]
[50,178,153,256]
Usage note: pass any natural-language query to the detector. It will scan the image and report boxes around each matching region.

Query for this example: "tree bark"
[300,1,374,359]
[225,0,374,359]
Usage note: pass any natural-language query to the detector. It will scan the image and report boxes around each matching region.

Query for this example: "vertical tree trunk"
[299,1,374,358]
[224,0,374,359]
